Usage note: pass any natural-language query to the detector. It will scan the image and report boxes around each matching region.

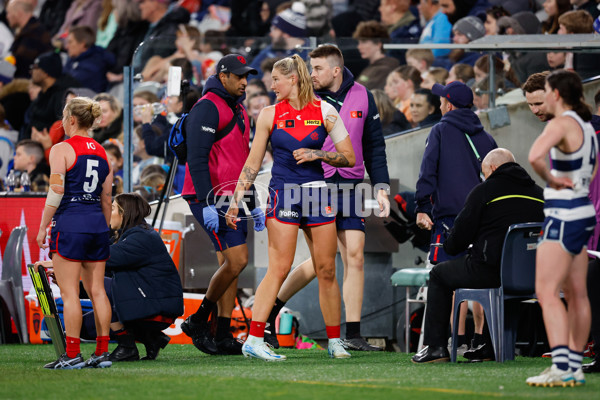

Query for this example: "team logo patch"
[277,120,295,129]
[311,132,319,140]
[324,206,333,216]
[304,120,321,126]
[350,111,363,118]
[238,56,246,64]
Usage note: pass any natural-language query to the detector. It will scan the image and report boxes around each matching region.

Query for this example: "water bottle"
[151,102,167,115]
[7,169,15,191]
[21,171,30,192]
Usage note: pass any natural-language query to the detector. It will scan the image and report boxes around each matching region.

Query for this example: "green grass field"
[0,343,597,400]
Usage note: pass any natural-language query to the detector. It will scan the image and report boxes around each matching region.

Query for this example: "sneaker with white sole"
[573,368,585,386]
[526,365,575,387]
[328,338,351,359]
[44,353,86,369]
[82,352,112,368]
[242,337,286,361]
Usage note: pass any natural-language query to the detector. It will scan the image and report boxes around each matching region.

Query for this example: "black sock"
[191,298,216,323]
[457,334,467,346]
[471,333,484,348]
[267,298,286,328]
[346,322,361,339]
[216,317,232,340]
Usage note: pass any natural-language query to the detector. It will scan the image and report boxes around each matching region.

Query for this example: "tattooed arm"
[294,111,355,167]
[226,106,274,229]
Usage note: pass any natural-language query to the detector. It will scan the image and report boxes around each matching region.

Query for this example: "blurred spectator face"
[357,40,381,62]
[421,71,436,90]
[133,96,151,124]
[248,94,270,122]
[98,100,118,128]
[473,91,489,111]
[446,66,458,84]
[543,0,558,17]
[418,0,436,21]
[410,93,434,125]
[13,146,32,171]
[28,81,42,100]
[262,70,273,92]
[66,33,87,59]
[379,0,394,26]
[260,2,270,23]
[310,57,336,91]
[384,71,403,102]
[269,26,287,48]
[6,1,25,30]
[525,89,552,122]
[439,0,455,16]
[485,14,498,35]
[406,56,423,73]
[166,96,182,114]
[452,31,469,44]
[558,24,568,34]
[473,66,487,83]
[547,52,566,68]
[106,151,123,172]
[29,64,45,86]
[138,0,160,21]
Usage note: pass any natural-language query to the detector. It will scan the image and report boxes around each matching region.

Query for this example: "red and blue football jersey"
[52,135,110,233]
[269,100,328,189]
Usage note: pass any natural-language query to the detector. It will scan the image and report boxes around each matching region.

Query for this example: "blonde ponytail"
[274,55,317,109]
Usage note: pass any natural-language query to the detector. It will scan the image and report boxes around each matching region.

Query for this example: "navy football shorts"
[188,200,248,252]
[266,185,336,227]
[50,230,110,262]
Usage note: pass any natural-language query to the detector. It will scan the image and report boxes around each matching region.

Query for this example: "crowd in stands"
[0,0,599,201]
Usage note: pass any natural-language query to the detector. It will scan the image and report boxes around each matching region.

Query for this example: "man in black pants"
[412,148,545,363]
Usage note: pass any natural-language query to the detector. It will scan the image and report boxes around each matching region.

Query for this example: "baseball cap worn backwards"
[432,81,474,108]
[216,54,258,76]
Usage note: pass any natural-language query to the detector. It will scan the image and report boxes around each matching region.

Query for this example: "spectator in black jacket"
[6,0,52,78]
[133,0,190,70]
[412,148,545,363]
[21,52,68,140]
[105,0,149,85]
[105,192,183,362]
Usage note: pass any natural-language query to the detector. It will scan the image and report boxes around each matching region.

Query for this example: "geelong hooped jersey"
[52,135,110,233]
[544,110,598,221]
[269,99,329,189]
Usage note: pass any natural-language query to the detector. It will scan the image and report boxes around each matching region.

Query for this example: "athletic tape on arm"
[46,173,65,208]
[321,101,348,144]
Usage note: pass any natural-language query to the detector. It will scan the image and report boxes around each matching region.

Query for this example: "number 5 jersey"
[52,135,111,233]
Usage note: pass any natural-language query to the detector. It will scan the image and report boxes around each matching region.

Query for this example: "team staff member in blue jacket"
[104,193,183,362]
[180,54,265,356]
[264,45,391,352]
[416,81,497,263]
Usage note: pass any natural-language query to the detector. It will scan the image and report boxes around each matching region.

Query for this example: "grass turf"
[0,343,597,399]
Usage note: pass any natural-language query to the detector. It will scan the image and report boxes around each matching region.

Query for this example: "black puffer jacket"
[444,162,545,269]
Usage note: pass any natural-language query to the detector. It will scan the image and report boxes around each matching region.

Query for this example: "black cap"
[216,54,257,76]
[32,51,62,79]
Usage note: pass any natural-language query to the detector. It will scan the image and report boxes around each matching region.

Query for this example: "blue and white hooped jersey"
[52,135,110,233]
[543,110,598,221]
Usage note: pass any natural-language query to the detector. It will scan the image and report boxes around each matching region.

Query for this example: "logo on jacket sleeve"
[350,111,363,118]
